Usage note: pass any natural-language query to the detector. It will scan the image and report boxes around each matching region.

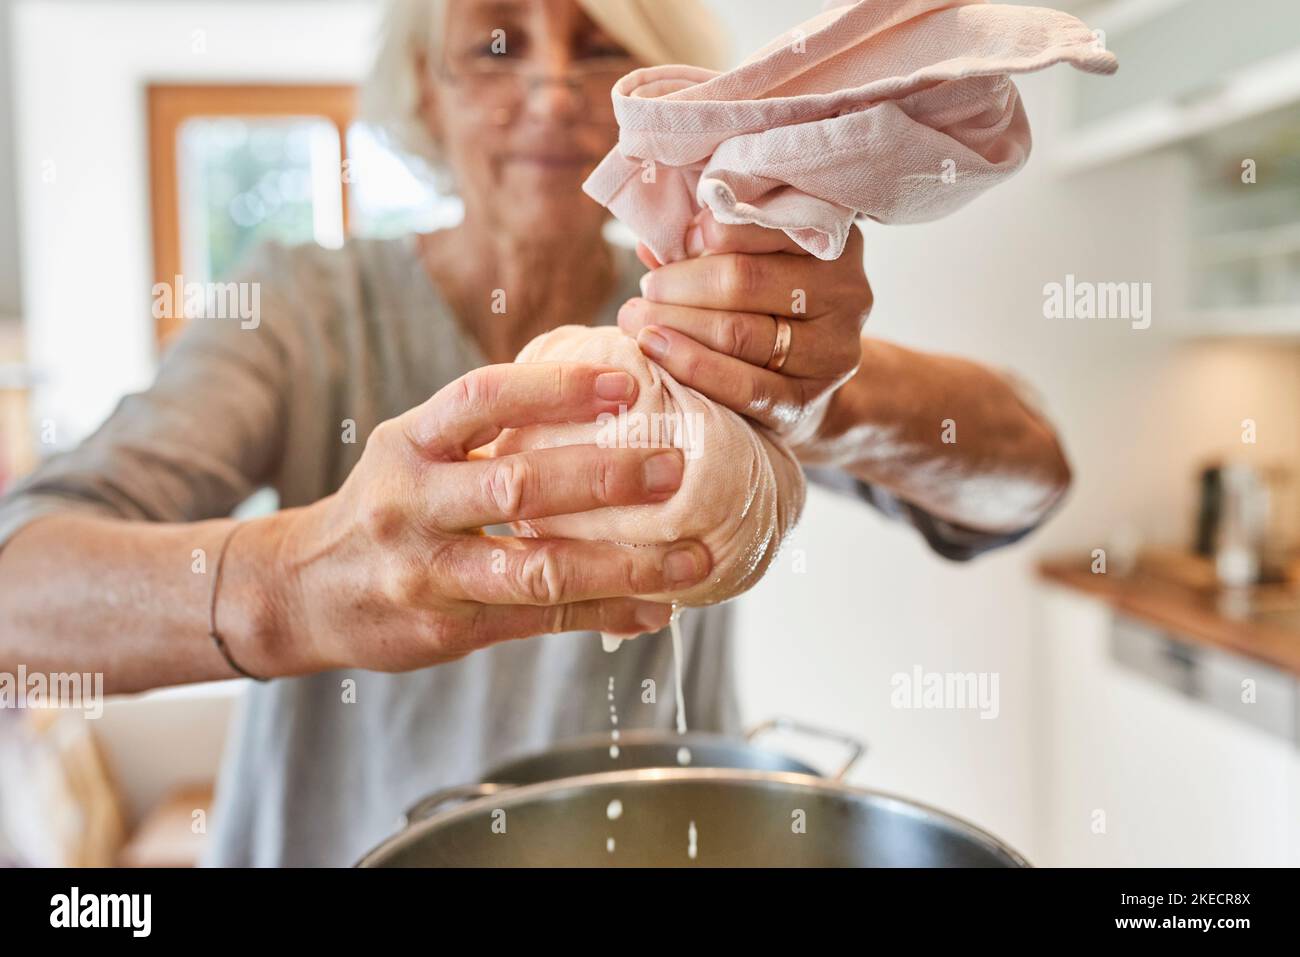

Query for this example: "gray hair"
[359,0,731,178]
[359,0,449,183]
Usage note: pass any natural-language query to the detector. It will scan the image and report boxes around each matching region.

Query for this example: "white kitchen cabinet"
[1034,586,1300,866]
[1057,0,1300,172]
[1052,2,1300,337]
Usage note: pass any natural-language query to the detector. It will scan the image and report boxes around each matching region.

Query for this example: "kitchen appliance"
[1196,462,1296,585]
[358,768,1029,868]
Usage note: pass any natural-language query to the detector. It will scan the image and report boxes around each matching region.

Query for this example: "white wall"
[12,0,379,442]
[706,0,821,61]
[0,0,21,316]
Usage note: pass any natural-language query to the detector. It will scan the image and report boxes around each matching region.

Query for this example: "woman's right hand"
[246,363,712,675]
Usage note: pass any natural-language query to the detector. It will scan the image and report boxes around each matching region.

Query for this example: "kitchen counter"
[1038,547,1300,678]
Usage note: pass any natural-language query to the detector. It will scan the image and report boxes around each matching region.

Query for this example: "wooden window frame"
[147,84,357,344]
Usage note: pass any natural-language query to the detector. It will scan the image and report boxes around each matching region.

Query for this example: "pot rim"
[484,728,820,774]
[357,767,1031,868]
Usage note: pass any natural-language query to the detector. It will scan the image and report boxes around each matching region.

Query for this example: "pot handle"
[744,716,867,781]
[401,782,510,827]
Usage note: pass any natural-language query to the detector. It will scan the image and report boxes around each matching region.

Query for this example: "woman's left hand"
[618,209,873,444]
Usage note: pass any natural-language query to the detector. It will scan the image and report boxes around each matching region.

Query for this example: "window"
[346,122,463,240]
[148,85,455,344]
[178,116,345,286]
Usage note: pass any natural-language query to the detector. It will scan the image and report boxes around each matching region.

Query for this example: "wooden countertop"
[1038,548,1300,677]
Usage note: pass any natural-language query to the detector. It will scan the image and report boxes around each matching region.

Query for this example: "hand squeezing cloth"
[495,0,1117,612]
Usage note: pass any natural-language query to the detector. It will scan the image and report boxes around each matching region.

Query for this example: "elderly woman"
[0,0,1069,865]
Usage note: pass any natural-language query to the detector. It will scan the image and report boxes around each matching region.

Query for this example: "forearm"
[799,338,1071,533]
[0,512,301,694]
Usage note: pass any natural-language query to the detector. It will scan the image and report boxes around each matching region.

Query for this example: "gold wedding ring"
[765,316,793,372]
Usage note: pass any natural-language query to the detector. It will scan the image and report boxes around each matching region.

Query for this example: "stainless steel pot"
[401,717,865,826]
[359,768,1029,868]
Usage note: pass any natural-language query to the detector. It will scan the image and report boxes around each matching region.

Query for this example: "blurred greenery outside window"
[177,117,462,284]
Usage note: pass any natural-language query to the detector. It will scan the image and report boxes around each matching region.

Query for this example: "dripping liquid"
[669,604,692,766]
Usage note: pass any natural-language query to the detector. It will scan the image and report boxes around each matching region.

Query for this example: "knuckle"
[455,366,502,413]
[721,313,754,359]
[512,544,569,604]
[794,379,826,419]
[626,552,664,594]
[446,374,474,415]
[676,341,706,385]
[838,267,874,326]
[414,611,447,647]
[365,419,400,455]
[715,255,757,302]
[380,559,426,607]
[856,284,875,324]
[549,362,573,401]
[362,495,408,545]
[592,453,622,504]
[436,607,481,656]
[481,458,533,521]
[464,606,500,650]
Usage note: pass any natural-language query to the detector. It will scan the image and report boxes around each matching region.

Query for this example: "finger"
[635,242,662,271]
[443,536,712,605]
[493,598,676,642]
[435,445,685,530]
[401,362,639,460]
[685,208,810,257]
[618,298,853,379]
[631,324,818,431]
[482,598,674,643]
[640,250,825,317]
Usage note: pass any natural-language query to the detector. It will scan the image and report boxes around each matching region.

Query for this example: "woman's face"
[423,0,638,241]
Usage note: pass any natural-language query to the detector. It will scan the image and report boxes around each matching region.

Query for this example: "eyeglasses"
[439,54,634,125]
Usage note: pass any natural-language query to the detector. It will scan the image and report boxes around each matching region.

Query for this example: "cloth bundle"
[584,0,1118,263]
[490,326,805,606]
